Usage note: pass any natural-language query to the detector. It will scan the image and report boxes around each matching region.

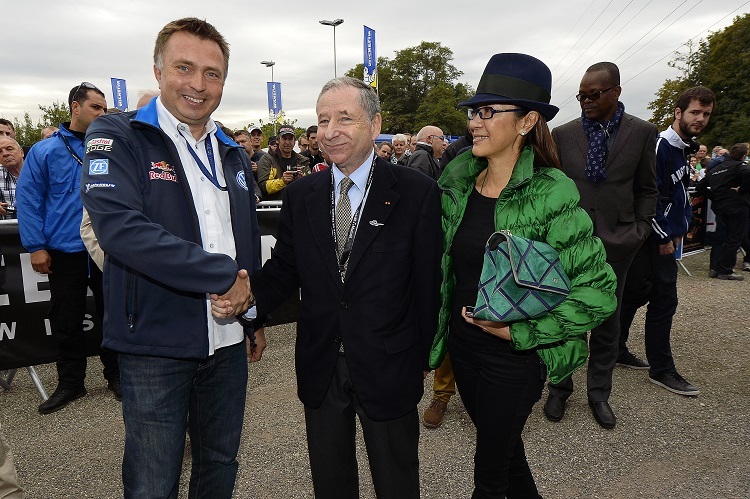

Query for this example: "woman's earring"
[520,130,526,136]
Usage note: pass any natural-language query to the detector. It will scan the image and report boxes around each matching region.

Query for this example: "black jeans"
[619,242,679,377]
[449,333,544,499]
[714,206,749,274]
[47,250,119,388]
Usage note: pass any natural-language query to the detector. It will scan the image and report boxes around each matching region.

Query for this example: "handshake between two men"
[210,269,266,362]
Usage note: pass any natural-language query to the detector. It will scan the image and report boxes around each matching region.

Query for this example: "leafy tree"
[414,83,469,135]
[647,78,693,131]
[11,113,39,147]
[691,14,750,147]
[39,101,71,128]
[345,42,471,135]
[649,14,750,146]
[6,101,71,147]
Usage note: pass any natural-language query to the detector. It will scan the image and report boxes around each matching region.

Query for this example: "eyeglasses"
[467,107,524,120]
[71,81,100,104]
[429,134,445,141]
[575,86,616,102]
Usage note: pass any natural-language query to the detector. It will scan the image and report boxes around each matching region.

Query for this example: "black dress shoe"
[588,400,616,429]
[543,394,567,422]
[38,386,87,415]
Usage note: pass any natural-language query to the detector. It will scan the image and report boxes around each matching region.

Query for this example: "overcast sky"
[2,0,747,132]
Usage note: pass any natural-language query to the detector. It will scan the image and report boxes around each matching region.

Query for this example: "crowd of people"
[1,15,748,499]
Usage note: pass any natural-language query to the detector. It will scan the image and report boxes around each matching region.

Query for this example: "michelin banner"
[0,211,296,370]
[267,82,283,123]
[363,26,377,90]
[110,78,129,112]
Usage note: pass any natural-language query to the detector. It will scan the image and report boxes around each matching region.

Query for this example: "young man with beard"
[619,86,716,397]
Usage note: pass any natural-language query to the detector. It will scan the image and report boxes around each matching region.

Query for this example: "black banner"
[0,207,295,370]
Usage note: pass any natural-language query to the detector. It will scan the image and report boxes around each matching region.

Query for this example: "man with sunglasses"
[16,82,121,414]
[545,62,658,429]
[406,125,444,180]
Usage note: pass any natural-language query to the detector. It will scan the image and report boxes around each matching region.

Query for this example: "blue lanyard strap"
[179,131,227,191]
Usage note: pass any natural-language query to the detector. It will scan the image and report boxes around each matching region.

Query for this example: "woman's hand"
[461,307,511,340]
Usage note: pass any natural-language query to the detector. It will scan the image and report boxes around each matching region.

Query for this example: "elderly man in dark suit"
[545,62,658,429]
[215,76,441,498]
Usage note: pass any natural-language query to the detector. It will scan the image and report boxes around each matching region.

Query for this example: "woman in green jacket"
[428,53,616,498]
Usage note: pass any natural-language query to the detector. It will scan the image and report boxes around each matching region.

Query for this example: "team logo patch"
[236,171,248,191]
[86,138,114,153]
[151,161,174,172]
[149,160,178,183]
[89,159,109,175]
[85,182,116,193]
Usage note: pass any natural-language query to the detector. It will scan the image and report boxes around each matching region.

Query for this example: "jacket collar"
[438,146,536,195]
[660,125,690,150]
[415,142,434,155]
[132,97,239,150]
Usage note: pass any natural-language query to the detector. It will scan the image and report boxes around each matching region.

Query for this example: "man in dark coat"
[547,62,658,429]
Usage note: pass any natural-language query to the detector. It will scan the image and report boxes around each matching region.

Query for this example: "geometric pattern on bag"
[474,230,571,323]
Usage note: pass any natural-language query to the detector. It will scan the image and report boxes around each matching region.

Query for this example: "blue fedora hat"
[459,53,559,121]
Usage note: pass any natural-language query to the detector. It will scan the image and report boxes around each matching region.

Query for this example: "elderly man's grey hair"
[317,77,380,120]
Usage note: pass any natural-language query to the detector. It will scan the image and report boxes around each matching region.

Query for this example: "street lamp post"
[260,60,277,135]
[319,19,344,78]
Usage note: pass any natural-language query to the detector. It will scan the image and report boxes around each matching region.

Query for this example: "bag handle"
[486,229,512,251]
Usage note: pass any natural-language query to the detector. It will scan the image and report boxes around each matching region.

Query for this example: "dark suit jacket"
[251,156,441,421]
[552,112,658,263]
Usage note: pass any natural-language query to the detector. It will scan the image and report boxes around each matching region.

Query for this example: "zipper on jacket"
[126,269,138,331]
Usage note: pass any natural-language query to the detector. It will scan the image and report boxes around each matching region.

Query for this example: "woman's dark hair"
[517,111,561,170]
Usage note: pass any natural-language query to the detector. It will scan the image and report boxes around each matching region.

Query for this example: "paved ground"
[1,249,748,498]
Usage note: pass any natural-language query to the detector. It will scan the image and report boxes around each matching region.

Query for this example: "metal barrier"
[0,209,298,396]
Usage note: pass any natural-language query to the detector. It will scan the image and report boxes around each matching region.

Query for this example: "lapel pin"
[369,220,385,226]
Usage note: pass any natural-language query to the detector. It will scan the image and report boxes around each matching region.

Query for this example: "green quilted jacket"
[428,147,617,384]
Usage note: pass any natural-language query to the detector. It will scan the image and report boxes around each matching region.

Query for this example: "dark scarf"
[582,101,625,184]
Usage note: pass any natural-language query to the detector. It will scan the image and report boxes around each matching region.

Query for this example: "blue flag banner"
[363,26,377,89]
[267,82,282,122]
[110,78,128,111]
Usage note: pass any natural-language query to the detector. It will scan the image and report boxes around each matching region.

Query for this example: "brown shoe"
[422,398,448,428]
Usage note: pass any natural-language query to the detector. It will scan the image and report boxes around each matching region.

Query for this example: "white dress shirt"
[156,98,243,355]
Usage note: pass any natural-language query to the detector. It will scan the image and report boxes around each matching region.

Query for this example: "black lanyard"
[330,157,376,281]
[58,134,83,166]
[179,131,227,191]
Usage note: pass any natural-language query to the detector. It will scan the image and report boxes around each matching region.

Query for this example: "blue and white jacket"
[16,123,87,253]
[80,99,262,359]
[651,126,692,244]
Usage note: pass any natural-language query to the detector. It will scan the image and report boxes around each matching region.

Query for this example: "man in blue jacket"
[619,86,716,397]
[81,18,263,498]
[15,82,120,414]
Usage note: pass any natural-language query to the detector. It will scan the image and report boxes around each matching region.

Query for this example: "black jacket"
[406,143,441,181]
[250,157,441,421]
[696,158,750,210]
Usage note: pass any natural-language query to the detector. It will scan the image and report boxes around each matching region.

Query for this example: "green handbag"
[473,230,571,323]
